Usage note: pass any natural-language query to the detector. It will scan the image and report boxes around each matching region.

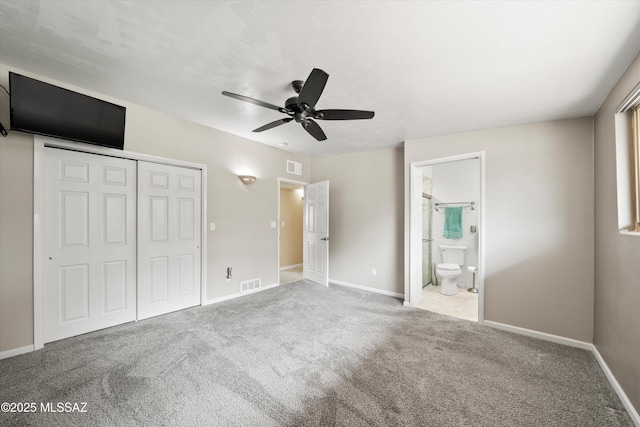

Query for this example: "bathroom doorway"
[407,153,485,323]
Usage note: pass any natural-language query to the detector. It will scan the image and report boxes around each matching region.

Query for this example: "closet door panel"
[43,148,137,343]
[137,162,201,320]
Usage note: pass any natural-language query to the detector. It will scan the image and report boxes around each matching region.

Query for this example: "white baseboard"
[484,320,639,425]
[483,320,593,350]
[330,279,404,299]
[591,345,640,426]
[203,283,279,306]
[0,344,34,360]
[279,263,303,271]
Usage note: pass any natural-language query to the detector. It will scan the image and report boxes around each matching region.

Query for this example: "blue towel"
[443,207,463,239]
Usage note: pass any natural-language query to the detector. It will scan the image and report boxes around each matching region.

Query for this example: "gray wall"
[593,52,640,412]
[0,64,310,352]
[405,117,595,342]
[0,121,33,352]
[311,148,404,295]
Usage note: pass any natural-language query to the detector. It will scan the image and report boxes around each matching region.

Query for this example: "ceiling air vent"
[287,160,302,175]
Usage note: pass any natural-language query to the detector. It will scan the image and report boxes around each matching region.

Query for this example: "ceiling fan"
[222,68,374,141]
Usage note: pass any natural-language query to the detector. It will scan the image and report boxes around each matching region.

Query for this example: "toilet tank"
[439,245,467,265]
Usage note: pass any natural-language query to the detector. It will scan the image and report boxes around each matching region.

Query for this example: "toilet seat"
[437,263,460,271]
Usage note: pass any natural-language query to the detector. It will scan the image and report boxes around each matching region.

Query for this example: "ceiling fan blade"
[222,91,286,112]
[302,119,327,141]
[315,109,375,120]
[297,68,329,110]
[253,117,293,132]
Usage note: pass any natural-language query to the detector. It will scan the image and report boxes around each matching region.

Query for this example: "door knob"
[321,237,329,241]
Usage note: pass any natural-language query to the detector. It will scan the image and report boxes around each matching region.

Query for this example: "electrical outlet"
[372,268,377,276]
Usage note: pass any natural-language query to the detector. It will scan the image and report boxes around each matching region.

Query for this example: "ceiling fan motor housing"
[285,97,299,112]
[285,97,313,122]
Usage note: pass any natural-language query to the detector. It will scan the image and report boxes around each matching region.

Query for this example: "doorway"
[278,179,305,285]
[277,178,330,287]
[407,153,485,323]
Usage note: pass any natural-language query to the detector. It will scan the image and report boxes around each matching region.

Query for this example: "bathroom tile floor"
[418,284,478,322]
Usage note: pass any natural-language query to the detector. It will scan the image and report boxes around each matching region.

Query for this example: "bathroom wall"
[429,158,480,287]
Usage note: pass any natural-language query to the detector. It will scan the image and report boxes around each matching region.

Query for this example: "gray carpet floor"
[0,280,634,426]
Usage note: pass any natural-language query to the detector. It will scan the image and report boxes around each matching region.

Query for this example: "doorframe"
[277,177,308,285]
[33,136,208,350]
[406,152,486,323]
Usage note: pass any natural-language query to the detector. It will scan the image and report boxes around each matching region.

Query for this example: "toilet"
[435,245,467,296]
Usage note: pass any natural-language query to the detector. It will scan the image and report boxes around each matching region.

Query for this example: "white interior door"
[137,161,201,320]
[303,180,329,286]
[42,148,137,343]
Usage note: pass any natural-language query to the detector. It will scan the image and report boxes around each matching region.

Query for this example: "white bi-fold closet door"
[42,147,201,344]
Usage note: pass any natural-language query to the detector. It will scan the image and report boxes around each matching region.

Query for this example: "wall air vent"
[287,160,302,175]
[240,278,261,294]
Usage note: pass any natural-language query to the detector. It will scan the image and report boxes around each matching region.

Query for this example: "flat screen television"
[9,72,126,149]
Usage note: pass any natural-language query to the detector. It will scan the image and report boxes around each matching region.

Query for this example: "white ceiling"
[1,1,640,157]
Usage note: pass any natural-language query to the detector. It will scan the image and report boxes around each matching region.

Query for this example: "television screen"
[9,72,126,149]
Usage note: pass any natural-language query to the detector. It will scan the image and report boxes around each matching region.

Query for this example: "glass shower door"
[422,195,432,286]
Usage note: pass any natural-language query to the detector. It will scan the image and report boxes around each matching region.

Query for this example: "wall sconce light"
[238,175,257,185]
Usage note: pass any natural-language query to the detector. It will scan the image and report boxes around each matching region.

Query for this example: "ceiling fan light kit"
[222,68,375,141]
